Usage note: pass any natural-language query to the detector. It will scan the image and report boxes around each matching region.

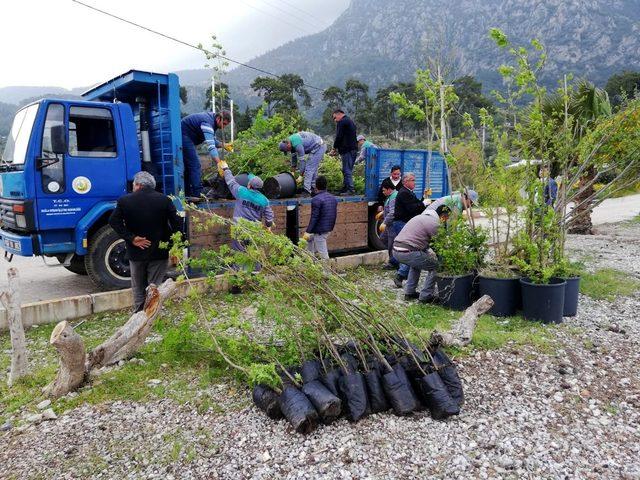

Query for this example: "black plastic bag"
[432,348,464,407]
[364,369,389,413]
[301,359,322,384]
[418,372,460,420]
[252,384,283,420]
[322,368,342,397]
[393,337,427,364]
[278,386,319,434]
[382,369,419,416]
[340,353,360,373]
[338,372,370,422]
[302,380,342,424]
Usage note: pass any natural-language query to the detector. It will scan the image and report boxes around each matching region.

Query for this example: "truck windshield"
[1,103,40,166]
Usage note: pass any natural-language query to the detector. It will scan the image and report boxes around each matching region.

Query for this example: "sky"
[0,0,349,89]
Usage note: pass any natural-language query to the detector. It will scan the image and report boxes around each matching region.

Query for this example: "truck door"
[36,103,127,231]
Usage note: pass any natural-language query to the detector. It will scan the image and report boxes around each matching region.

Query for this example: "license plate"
[3,238,21,252]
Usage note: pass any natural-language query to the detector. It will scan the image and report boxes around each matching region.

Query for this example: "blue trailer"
[0,70,450,290]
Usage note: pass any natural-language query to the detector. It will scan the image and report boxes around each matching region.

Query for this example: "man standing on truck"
[391,172,426,288]
[181,110,232,198]
[392,209,441,303]
[301,176,337,260]
[355,134,378,164]
[279,131,327,197]
[215,160,274,245]
[109,171,183,312]
[330,108,358,196]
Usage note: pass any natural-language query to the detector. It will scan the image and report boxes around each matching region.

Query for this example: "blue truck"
[0,70,450,290]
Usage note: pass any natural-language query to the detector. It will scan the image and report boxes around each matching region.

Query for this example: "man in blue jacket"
[181,110,231,197]
[302,176,337,260]
[330,108,358,195]
[279,131,326,196]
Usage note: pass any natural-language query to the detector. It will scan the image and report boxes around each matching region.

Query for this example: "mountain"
[0,86,85,105]
[219,0,640,97]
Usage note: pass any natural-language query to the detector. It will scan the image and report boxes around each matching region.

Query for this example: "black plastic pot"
[478,275,521,317]
[520,277,566,324]
[263,172,297,199]
[223,173,250,199]
[435,273,475,310]
[301,380,342,424]
[562,276,581,317]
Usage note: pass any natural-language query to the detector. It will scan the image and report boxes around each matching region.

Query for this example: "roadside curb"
[0,250,388,331]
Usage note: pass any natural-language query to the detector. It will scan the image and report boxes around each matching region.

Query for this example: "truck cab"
[0,71,182,289]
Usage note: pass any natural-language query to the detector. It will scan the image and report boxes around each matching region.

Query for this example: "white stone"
[36,399,51,410]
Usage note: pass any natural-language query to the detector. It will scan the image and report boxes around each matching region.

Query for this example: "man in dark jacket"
[330,109,358,195]
[181,110,231,197]
[302,176,337,259]
[109,171,183,312]
[391,172,426,287]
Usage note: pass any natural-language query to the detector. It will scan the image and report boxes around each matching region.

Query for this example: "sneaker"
[339,190,356,196]
[382,263,397,270]
[393,275,404,288]
[404,293,419,301]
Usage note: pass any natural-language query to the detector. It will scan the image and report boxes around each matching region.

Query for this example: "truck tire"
[85,225,131,290]
[56,254,88,275]
[368,209,386,251]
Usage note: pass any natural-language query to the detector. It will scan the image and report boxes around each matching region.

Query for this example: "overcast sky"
[1,0,349,89]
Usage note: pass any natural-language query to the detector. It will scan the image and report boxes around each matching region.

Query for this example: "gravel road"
[1,221,639,479]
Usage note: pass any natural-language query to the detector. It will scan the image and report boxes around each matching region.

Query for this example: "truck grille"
[0,198,34,232]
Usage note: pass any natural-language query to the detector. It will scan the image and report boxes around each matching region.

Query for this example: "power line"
[71,0,325,92]
[258,0,329,32]
[273,0,333,28]
[234,0,319,36]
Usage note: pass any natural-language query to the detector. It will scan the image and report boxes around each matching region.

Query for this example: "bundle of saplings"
[171,211,466,434]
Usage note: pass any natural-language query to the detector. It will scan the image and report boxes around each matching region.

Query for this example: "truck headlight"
[15,214,26,229]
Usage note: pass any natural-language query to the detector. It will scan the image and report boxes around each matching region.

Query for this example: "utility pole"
[211,77,216,114]
[230,99,235,143]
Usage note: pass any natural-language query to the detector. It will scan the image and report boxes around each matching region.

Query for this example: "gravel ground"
[1,222,639,480]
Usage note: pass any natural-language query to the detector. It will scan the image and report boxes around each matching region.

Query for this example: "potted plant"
[553,259,583,317]
[475,129,526,317]
[432,216,487,310]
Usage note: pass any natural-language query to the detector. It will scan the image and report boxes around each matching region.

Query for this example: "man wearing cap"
[181,110,232,197]
[392,209,441,304]
[330,109,358,195]
[427,189,478,221]
[215,159,274,247]
[279,131,326,197]
[355,134,378,164]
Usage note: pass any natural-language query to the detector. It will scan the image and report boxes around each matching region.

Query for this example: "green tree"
[450,75,494,137]
[251,74,311,118]
[344,79,372,132]
[605,71,640,108]
[321,86,345,128]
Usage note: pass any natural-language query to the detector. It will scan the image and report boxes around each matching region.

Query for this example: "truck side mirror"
[50,124,67,154]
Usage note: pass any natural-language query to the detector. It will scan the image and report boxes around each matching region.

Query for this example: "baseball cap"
[278,141,289,153]
[248,174,264,190]
[357,134,366,142]
[465,189,479,205]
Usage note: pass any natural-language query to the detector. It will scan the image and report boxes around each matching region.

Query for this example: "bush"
[432,217,487,276]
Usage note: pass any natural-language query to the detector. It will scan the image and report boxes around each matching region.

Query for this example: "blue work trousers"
[340,150,357,191]
[182,134,202,197]
[389,220,410,278]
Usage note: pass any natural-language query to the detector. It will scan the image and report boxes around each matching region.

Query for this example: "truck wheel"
[56,254,88,275]
[85,225,131,290]
[368,209,386,251]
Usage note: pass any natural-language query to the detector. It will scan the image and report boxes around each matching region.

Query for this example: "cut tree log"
[1,267,28,386]
[45,279,177,398]
[43,320,87,398]
[430,294,494,348]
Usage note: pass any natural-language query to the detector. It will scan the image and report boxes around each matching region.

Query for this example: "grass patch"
[580,268,640,301]
[0,265,560,423]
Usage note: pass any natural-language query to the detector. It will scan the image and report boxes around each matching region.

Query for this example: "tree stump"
[431,294,495,348]
[1,268,28,386]
[43,321,87,398]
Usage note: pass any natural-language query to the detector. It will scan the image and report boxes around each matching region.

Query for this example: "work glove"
[217,160,229,177]
[302,232,312,241]
[223,142,234,153]
[424,187,432,198]
[296,176,303,185]
[378,223,386,234]
[375,211,384,221]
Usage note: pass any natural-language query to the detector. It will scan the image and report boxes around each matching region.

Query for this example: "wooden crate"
[298,201,369,251]
[188,203,287,257]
